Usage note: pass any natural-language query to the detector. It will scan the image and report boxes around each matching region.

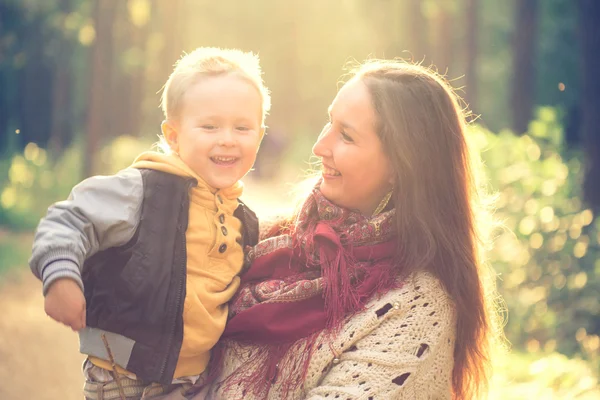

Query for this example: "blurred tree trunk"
[408,0,428,62]
[108,2,130,139]
[511,0,538,134]
[142,0,181,131]
[18,16,53,148]
[0,4,28,151]
[157,0,182,74]
[49,56,72,156]
[0,5,11,148]
[126,0,152,137]
[579,0,600,209]
[0,69,8,150]
[85,0,117,177]
[49,0,74,157]
[269,1,299,130]
[433,3,454,74]
[465,0,479,114]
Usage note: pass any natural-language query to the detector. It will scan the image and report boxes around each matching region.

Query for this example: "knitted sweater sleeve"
[304,274,456,400]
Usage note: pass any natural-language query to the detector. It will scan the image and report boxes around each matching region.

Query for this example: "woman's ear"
[387,163,395,186]
[161,120,179,153]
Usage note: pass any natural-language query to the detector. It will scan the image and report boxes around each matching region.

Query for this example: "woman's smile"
[322,164,341,178]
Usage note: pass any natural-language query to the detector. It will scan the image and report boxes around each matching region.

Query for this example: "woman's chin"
[318,182,342,206]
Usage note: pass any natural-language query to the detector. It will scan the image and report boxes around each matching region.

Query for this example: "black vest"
[82,169,258,384]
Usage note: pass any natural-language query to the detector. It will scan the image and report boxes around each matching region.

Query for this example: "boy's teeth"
[213,156,236,162]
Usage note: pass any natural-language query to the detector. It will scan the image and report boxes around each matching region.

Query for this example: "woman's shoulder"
[301,271,456,399]
[350,271,457,350]
[368,270,453,312]
[334,270,456,356]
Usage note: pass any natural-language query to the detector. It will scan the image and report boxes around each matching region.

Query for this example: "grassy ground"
[0,271,84,400]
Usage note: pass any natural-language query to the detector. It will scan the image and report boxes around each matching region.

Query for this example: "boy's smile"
[211,156,238,166]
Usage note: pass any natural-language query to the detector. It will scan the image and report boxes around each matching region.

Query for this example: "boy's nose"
[219,129,236,147]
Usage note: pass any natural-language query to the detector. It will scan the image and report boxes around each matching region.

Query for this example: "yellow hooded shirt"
[90,151,245,379]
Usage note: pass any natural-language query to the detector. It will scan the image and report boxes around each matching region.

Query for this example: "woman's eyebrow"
[328,105,359,134]
[340,121,358,134]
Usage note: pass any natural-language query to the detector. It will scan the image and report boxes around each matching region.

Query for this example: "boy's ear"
[161,120,179,153]
[256,127,266,153]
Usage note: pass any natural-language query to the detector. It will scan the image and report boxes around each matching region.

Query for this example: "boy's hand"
[44,278,86,331]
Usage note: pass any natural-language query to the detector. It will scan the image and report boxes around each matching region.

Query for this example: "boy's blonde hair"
[161,47,271,125]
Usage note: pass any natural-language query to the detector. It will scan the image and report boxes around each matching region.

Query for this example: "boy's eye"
[201,124,217,130]
[236,126,250,131]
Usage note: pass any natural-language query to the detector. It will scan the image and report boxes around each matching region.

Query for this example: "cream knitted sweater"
[201,271,456,399]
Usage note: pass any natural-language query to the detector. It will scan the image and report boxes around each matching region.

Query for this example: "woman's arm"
[305,274,456,400]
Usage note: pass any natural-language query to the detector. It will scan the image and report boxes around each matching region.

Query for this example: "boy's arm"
[29,168,144,295]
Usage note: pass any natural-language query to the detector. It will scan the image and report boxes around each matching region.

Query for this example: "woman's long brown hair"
[271,60,502,399]
[355,60,501,399]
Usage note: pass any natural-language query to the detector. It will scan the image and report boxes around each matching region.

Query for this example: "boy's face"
[163,74,263,189]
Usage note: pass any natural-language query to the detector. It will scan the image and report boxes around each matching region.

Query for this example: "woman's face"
[312,78,393,215]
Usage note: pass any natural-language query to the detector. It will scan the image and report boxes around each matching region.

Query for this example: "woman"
[192,60,499,400]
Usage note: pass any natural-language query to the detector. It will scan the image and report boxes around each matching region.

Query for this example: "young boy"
[29,47,270,399]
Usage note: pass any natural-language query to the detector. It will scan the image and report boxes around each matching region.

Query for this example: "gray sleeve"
[29,168,144,295]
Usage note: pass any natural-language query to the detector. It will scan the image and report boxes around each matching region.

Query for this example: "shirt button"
[219,243,227,253]
[221,226,228,236]
[217,195,223,204]
[219,214,225,224]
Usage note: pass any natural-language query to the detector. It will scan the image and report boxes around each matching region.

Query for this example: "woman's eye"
[341,131,354,143]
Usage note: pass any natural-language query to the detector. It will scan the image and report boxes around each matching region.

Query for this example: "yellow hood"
[131,151,243,200]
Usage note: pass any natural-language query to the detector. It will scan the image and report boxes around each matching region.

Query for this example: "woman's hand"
[44,278,86,331]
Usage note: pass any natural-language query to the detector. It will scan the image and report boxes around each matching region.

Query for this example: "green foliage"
[0,142,82,230]
[96,134,156,175]
[470,107,600,368]
[0,135,154,231]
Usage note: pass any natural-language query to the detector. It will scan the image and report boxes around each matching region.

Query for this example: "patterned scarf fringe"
[195,187,400,399]
[208,332,321,399]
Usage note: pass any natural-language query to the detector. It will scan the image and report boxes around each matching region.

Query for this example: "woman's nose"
[312,124,332,157]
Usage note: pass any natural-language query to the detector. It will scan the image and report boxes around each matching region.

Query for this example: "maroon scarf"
[207,186,399,398]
